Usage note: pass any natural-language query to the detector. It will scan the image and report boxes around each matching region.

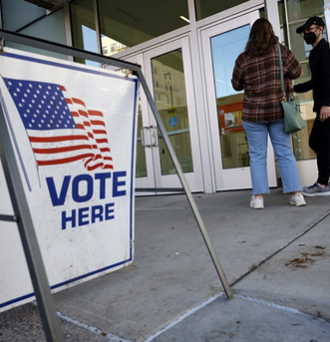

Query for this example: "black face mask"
[303,31,318,45]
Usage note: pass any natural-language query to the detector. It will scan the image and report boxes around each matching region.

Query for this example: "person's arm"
[283,46,303,96]
[231,57,244,91]
[285,47,302,80]
[294,80,312,93]
[282,45,312,93]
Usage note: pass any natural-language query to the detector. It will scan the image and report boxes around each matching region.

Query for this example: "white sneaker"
[289,193,306,207]
[250,195,264,209]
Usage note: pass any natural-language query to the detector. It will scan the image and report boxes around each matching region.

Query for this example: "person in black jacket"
[294,16,330,196]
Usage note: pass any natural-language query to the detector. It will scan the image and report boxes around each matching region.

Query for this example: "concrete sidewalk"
[1,188,330,341]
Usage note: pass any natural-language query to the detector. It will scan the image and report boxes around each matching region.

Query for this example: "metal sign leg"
[136,70,233,299]
[0,106,64,342]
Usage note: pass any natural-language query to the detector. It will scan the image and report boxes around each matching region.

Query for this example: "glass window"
[70,0,99,66]
[5,8,67,60]
[115,68,147,178]
[151,49,193,174]
[2,0,46,31]
[195,0,249,21]
[286,0,324,23]
[279,0,326,161]
[98,0,189,56]
[135,101,147,178]
[211,25,250,169]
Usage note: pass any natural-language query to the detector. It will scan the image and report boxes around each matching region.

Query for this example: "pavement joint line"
[56,310,133,342]
[235,294,330,323]
[142,292,227,342]
[31,301,132,342]
[230,208,330,288]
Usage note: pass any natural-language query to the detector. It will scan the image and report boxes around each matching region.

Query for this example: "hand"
[287,84,294,94]
[319,106,330,122]
[285,84,294,100]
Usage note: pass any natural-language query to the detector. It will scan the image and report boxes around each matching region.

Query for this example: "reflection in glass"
[135,102,147,178]
[2,0,46,32]
[151,50,193,175]
[292,121,316,161]
[279,0,325,161]
[286,0,323,23]
[211,25,250,169]
[7,8,67,60]
[116,69,147,178]
[70,0,99,66]
[98,0,189,56]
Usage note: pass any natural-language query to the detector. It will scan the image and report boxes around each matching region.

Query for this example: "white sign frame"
[0,48,139,312]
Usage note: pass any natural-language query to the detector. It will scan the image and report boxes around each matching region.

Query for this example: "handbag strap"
[277,44,286,101]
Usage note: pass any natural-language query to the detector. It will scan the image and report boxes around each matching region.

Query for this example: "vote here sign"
[0,48,138,312]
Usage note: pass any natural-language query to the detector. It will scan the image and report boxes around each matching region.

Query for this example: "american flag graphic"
[3,78,113,171]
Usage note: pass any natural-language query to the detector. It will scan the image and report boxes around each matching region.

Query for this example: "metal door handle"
[150,125,158,147]
[141,126,151,147]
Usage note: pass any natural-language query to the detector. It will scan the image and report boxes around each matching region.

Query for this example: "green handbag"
[277,44,306,134]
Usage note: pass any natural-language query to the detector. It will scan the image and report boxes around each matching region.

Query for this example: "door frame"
[200,11,277,191]
[143,36,203,191]
[125,36,204,193]
[123,53,157,193]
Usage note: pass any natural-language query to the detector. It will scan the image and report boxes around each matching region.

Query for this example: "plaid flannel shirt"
[231,43,302,122]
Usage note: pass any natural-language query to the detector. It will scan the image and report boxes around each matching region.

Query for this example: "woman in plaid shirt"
[231,18,306,209]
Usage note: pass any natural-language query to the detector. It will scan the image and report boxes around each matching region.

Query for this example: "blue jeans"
[243,119,303,194]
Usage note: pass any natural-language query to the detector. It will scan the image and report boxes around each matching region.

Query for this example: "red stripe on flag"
[100,147,111,153]
[33,145,92,154]
[88,110,104,117]
[91,120,105,127]
[72,98,86,106]
[93,129,107,135]
[29,135,89,143]
[37,153,95,166]
[97,139,109,144]
[103,164,114,170]
[78,110,89,118]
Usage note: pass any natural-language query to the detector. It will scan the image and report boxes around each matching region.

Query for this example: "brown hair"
[245,18,279,57]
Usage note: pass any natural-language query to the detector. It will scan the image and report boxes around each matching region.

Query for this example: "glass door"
[121,54,157,195]
[201,12,277,190]
[125,38,203,193]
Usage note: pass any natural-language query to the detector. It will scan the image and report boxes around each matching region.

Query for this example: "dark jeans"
[309,116,330,185]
